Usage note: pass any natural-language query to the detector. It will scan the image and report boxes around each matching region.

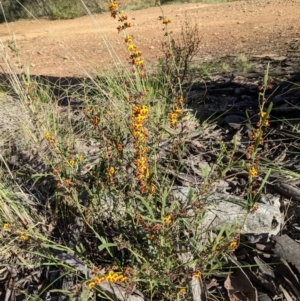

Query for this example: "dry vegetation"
[0,0,300,300]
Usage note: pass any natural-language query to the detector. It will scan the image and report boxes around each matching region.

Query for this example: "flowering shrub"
[0,1,274,300]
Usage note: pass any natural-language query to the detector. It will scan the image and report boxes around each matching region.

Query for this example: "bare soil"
[0,0,299,77]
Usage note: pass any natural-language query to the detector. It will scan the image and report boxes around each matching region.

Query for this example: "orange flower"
[163,18,171,24]
[91,115,100,126]
[109,2,118,12]
[140,105,149,116]
[148,234,155,240]
[44,131,52,140]
[3,223,10,230]
[264,119,270,127]
[162,215,172,224]
[124,22,131,28]
[124,35,133,43]
[177,95,184,103]
[166,50,173,57]
[111,11,117,18]
[69,159,75,166]
[251,204,259,213]
[228,241,238,249]
[149,184,156,195]
[127,44,137,51]
[135,50,142,56]
[249,167,258,177]
[246,145,254,154]
[132,105,141,115]
[64,179,73,186]
[174,105,183,115]
[119,12,127,21]
[117,275,127,283]
[20,234,29,242]
[106,167,115,176]
[88,281,96,289]
[251,129,263,142]
[258,111,267,118]
[169,112,178,127]
[93,276,103,285]
[192,271,201,279]
[133,57,144,67]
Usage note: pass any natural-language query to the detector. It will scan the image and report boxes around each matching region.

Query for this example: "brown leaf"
[224,267,257,301]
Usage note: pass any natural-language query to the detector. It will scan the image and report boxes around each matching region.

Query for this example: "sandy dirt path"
[0,0,299,77]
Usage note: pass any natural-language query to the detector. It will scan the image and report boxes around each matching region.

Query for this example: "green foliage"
[0,0,103,22]
[0,0,30,22]
[47,0,83,20]
[0,0,278,300]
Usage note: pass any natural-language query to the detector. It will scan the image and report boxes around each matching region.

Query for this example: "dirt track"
[0,0,299,77]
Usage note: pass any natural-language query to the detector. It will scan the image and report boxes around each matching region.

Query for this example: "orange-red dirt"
[0,0,299,77]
